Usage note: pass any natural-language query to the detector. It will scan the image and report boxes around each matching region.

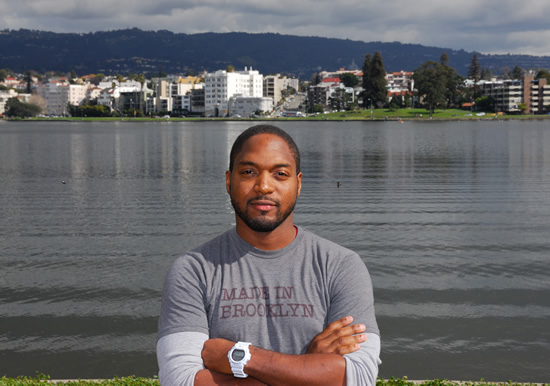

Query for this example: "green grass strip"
[0,374,546,385]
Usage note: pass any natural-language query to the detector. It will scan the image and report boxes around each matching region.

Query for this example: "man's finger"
[315,316,354,339]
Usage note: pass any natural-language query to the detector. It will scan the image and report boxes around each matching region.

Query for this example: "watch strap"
[228,341,251,378]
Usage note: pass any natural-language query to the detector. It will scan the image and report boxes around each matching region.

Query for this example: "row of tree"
[360,51,550,116]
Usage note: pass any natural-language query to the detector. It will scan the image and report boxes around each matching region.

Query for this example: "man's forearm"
[246,346,346,386]
[202,339,346,386]
[194,369,266,385]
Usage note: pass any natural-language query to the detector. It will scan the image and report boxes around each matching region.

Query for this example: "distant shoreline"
[3,107,550,123]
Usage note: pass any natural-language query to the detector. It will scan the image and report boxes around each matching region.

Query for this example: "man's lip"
[249,199,278,211]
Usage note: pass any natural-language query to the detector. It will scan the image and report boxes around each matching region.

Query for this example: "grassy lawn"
[303,108,530,121]
[0,374,544,385]
[9,108,549,122]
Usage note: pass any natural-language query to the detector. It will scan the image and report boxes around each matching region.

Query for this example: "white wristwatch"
[227,341,251,378]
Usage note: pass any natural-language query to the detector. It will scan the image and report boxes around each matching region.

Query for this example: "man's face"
[226,133,302,233]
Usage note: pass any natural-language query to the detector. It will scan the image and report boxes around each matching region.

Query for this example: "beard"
[231,195,296,233]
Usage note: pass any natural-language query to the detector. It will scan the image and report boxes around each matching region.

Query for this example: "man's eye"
[241,170,254,175]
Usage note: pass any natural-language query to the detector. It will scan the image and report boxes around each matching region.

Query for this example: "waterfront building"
[478,75,550,114]
[33,81,90,116]
[149,76,203,115]
[204,67,263,117]
[307,78,354,111]
[263,74,300,106]
[228,95,273,117]
[386,71,415,94]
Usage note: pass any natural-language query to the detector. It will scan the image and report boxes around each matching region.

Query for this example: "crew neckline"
[230,226,303,259]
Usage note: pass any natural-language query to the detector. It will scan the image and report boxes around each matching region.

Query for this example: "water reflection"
[0,120,549,381]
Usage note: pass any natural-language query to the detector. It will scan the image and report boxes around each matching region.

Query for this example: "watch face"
[231,349,246,361]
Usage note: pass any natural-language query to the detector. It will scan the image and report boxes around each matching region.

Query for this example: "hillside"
[1,28,550,78]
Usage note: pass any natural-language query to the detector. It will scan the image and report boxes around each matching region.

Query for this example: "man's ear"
[296,172,303,198]
[225,170,231,195]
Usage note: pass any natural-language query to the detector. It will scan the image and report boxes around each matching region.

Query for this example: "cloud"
[1,0,550,56]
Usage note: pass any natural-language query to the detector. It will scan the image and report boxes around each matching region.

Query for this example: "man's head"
[229,125,301,174]
[226,125,302,234]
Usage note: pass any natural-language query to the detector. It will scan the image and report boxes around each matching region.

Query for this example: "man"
[157,124,381,385]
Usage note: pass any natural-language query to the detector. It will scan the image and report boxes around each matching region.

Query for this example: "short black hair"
[229,125,301,173]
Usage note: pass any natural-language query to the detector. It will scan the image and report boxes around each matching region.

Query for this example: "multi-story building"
[204,67,263,116]
[478,79,523,113]
[34,81,71,116]
[148,76,203,115]
[478,75,550,114]
[528,77,550,114]
[190,88,205,115]
[307,78,354,111]
[263,74,300,106]
[228,95,273,117]
[386,71,415,94]
[307,83,331,110]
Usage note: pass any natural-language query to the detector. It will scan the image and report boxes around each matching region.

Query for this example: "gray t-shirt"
[158,226,379,356]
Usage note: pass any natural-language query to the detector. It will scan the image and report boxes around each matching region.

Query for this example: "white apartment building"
[34,82,68,116]
[34,81,90,116]
[228,95,273,117]
[204,67,263,116]
[386,71,415,94]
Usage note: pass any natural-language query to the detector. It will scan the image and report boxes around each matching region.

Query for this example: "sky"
[2,0,550,57]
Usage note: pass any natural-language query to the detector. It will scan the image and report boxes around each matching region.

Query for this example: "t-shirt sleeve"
[158,254,210,340]
[344,332,382,386]
[157,331,208,386]
[327,251,380,335]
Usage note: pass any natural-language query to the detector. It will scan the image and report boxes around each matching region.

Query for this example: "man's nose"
[255,171,274,194]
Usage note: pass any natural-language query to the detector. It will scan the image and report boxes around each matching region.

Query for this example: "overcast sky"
[2,0,550,57]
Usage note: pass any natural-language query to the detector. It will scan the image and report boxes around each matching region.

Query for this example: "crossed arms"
[157,316,381,386]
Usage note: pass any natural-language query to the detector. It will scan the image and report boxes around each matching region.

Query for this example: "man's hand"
[306,316,367,355]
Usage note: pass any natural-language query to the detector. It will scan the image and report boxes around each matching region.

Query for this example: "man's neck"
[235,219,297,251]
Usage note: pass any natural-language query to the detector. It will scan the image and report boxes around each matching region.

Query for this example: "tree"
[329,87,352,111]
[310,72,322,86]
[5,97,41,118]
[226,64,235,72]
[24,70,33,94]
[339,73,359,88]
[0,69,8,82]
[468,54,481,98]
[439,53,462,108]
[440,52,450,66]
[510,65,524,80]
[536,69,550,83]
[412,61,447,117]
[517,102,528,115]
[480,67,493,81]
[474,96,495,112]
[468,54,481,82]
[362,52,387,108]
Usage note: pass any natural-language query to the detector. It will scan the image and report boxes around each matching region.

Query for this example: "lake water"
[1,119,549,382]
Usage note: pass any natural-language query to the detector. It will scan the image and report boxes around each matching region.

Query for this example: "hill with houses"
[2,28,550,79]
